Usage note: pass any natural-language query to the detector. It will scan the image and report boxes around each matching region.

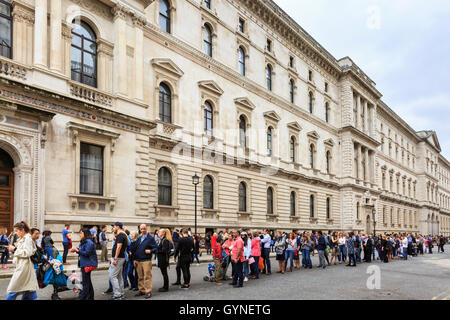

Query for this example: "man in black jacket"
[174,229,194,289]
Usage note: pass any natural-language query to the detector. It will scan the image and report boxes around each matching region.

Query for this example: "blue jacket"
[133,234,158,261]
[317,235,327,250]
[77,238,98,268]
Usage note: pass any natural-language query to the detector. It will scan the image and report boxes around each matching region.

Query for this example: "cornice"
[339,126,380,148]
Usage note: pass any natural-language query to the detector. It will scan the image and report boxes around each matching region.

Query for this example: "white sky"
[275,0,450,159]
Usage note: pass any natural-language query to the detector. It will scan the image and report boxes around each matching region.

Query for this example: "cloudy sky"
[275,0,450,159]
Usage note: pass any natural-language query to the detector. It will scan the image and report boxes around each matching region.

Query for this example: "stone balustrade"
[69,81,114,108]
[0,57,28,81]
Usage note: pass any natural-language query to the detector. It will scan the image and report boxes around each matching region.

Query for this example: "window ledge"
[326,218,334,224]
[68,193,116,211]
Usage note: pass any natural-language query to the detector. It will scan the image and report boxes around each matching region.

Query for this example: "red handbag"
[68,238,73,249]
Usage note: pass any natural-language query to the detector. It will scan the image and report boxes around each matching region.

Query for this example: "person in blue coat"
[70,228,98,300]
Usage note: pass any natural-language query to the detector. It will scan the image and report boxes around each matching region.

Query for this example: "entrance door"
[0,148,14,233]
[0,170,13,233]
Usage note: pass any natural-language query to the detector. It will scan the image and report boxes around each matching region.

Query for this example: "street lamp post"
[192,173,200,236]
[372,208,376,236]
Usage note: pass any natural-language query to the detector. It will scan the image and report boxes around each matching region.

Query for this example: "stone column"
[62,23,73,78]
[34,0,48,68]
[97,39,114,92]
[49,0,62,72]
[364,101,368,134]
[357,144,363,182]
[364,148,369,183]
[112,5,129,96]
[356,95,361,130]
[132,15,146,102]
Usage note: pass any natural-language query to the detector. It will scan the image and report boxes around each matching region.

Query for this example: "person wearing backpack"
[0,227,10,269]
[156,228,173,292]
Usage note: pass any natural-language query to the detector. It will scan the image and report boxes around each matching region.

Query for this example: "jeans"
[1,251,9,265]
[262,248,271,273]
[109,258,125,298]
[128,262,138,289]
[6,291,38,300]
[192,253,200,264]
[356,247,361,263]
[232,260,244,286]
[339,245,346,262]
[123,259,130,287]
[250,255,260,278]
[243,260,249,278]
[403,247,408,260]
[372,247,376,260]
[302,249,312,266]
[62,242,70,263]
[318,250,326,268]
[80,268,94,300]
[377,247,382,260]
[348,253,356,266]
[285,249,295,269]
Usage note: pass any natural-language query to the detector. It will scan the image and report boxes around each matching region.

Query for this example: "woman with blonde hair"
[156,228,172,292]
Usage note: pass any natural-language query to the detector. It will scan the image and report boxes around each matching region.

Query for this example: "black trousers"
[80,268,94,300]
[175,260,181,283]
[160,266,169,289]
[232,260,244,286]
[62,242,70,263]
[180,260,191,285]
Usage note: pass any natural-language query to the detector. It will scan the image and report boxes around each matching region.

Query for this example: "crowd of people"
[0,221,448,300]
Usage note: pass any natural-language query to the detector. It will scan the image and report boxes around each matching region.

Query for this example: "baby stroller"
[411,243,418,257]
[36,247,77,300]
[203,263,215,282]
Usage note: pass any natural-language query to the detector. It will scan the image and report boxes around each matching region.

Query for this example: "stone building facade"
[0,0,449,244]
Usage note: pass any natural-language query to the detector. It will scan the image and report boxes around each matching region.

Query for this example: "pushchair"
[36,247,80,300]
[203,263,215,282]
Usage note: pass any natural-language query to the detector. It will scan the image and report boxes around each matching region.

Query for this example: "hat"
[241,232,247,236]
[112,222,123,229]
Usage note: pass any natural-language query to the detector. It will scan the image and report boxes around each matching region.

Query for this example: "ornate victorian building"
[0,0,448,243]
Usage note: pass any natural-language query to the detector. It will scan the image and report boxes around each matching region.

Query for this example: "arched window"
[159,0,171,33]
[204,101,213,136]
[159,83,172,123]
[158,167,172,205]
[0,0,12,58]
[239,182,247,212]
[71,21,97,87]
[308,91,313,113]
[204,0,211,9]
[267,127,273,156]
[203,175,213,209]
[290,136,295,162]
[325,102,330,123]
[309,144,314,169]
[326,151,331,174]
[290,191,296,216]
[203,24,212,57]
[0,148,14,169]
[266,64,272,91]
[310,194,315,217]
[326,197,331,219]
[289,79,295,103]
[238,46,246,76]
[267,187,274,214]
[239,115,246,147]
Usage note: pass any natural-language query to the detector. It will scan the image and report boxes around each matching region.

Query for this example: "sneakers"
[1,266,8,269]
[244,277,248,282]
[111,295,124,300]
[181,285,190,289]
[102,289,113,295]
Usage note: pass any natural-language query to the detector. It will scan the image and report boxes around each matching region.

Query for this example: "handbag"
[248,257,255,264]
[258,256,264,270]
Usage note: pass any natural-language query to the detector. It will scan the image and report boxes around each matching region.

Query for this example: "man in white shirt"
[401,236,408,260]
[261,229,272,275]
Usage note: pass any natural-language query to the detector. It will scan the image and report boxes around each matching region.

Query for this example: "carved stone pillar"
[49,0,62,72]
[358,144,363,182]
[112,5,129,96]
[364,101,369,134]
[12,1,34,64]
[364,148,369,183]
[97,39,114,92]
[34,0,48,68]
[356,95,361,130]
[132,14,146,102]
[62,22,73,78]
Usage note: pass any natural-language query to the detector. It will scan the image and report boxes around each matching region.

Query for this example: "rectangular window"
[289,56,294,68]
[308,70,313,81]
[266,39,272,52]
[238,18,245,33]
[80,142,103,195]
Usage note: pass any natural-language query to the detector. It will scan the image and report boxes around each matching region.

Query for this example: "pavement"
[1,249,449,300]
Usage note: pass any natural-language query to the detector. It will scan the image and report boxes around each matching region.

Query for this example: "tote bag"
[258,257,264,270]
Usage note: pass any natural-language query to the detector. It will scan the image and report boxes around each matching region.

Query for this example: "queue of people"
[1,220,449,300]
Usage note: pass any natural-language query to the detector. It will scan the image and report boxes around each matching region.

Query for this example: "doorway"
[0,149,14,233]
